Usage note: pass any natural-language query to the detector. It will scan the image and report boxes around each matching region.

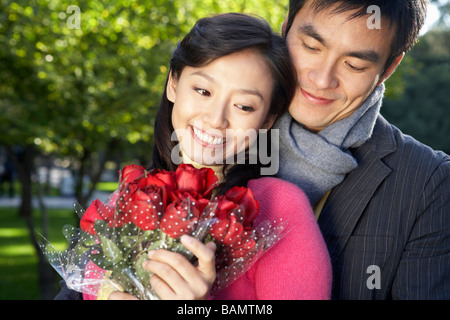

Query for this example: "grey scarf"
[273,84,385,206]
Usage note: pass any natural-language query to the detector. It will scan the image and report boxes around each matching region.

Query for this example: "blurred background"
[0,0,449,300]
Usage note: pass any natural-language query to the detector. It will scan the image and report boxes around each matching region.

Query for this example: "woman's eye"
[235,104,254,112]
[195,88,211,96]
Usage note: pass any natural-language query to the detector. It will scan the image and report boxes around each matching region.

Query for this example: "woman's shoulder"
[247,177,313,223]
[245,177,332,299]
[248,176,309,204]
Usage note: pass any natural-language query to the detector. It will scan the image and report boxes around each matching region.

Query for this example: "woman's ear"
[166,71,178,103]
[281,16,288,36]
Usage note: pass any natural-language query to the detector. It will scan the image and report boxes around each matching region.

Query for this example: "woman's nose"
[202,100,229,129]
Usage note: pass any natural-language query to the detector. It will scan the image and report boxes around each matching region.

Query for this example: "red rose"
[211,211,258,266]
[224,186,259,226]
[227,233,257,259]
[209,210,243,246]
[137,174,172,206]
[119,164,147,185]
[129,188,164,231]
[151,169,177,194]
[98,203,116,224]
[174,164,219,199]
[118,180,166,231]
[160,191,209,239]
[215,232,257,267]
[80,199,106,235]
[209,204,249,247]
[208,193,260,262]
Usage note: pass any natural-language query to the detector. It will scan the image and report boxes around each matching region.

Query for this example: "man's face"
[285,0,398,131]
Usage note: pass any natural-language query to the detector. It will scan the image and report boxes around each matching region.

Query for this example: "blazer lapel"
[318,116,397,264]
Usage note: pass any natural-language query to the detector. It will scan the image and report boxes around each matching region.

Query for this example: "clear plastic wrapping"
[38,164,288,300]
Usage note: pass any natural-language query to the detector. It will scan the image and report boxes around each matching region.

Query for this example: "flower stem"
[122,267,159,300]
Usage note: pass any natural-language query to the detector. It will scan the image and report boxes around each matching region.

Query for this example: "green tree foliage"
[0,0,288,205]
[0,0,288,298]
[382,29,450,154]
[1,0,287,154]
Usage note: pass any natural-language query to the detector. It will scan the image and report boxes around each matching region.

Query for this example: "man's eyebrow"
[299,24,380,63]
[299,24,326,45]
[345,50,380,63]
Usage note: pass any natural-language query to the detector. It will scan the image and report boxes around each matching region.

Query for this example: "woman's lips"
[191,126,225,149]
[301,88,335,106]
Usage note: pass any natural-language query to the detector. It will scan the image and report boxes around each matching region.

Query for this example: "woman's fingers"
[142,236,217,299]
[108,291,139,300]
[180,235,216,282]
[149,274,180,300]
[145,257,187,289]
[145,236,216,282]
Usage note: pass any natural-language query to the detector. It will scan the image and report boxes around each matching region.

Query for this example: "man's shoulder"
[370,115,449,166]
[346,114,450,197]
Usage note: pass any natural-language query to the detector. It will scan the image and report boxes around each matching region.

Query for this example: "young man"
[274,0,450,299]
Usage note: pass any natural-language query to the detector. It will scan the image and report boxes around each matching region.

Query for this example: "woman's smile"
[191,126,226,148]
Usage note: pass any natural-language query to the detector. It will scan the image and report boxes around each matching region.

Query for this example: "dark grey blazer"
[318,115,450,299]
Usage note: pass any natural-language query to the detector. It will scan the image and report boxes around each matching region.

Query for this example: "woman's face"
[168,49,275,165]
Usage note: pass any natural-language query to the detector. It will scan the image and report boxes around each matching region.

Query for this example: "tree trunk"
[74,147,90,210]
[35,176,56,299]
[76,138,119,209]
[6,145,56,299]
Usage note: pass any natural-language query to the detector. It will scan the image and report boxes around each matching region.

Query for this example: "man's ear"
[377,53,404,86]
[166,71,178,103]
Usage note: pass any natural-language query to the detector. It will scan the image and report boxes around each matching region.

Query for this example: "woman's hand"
[108,235,216,300]
[144,235,217,300]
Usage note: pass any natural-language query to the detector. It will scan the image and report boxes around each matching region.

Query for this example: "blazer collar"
[318,115,397,263]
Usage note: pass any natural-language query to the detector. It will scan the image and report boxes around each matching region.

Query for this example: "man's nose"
[308,61,339,90]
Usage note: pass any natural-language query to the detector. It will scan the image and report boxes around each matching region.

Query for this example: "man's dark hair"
[285,0,427,74]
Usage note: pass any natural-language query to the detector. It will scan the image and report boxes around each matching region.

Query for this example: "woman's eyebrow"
[190,71,264,102]
[190,71,216,84]
[237,89,264,102]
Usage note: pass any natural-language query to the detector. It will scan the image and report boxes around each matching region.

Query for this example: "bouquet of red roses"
[39,164,287,300]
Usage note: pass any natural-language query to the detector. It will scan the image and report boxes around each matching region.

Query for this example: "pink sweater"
[212,177,332,300]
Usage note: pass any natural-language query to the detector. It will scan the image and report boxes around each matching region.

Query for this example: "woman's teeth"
[193,127,224,145]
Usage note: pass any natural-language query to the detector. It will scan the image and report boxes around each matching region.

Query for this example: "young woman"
[56,13,332,300]
[110,13,332,300]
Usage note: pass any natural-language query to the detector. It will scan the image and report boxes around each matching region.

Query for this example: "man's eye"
[195,88,211,96]
[302,42,319,52]
[346,62,366,72]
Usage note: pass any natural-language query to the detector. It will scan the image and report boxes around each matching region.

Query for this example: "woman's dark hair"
[151,12,296,194]
[285,0,427,75]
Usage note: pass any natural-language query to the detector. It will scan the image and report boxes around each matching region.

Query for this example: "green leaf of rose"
[98,234,123,264]
[134,252,151,285]
[94,220,109,237]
